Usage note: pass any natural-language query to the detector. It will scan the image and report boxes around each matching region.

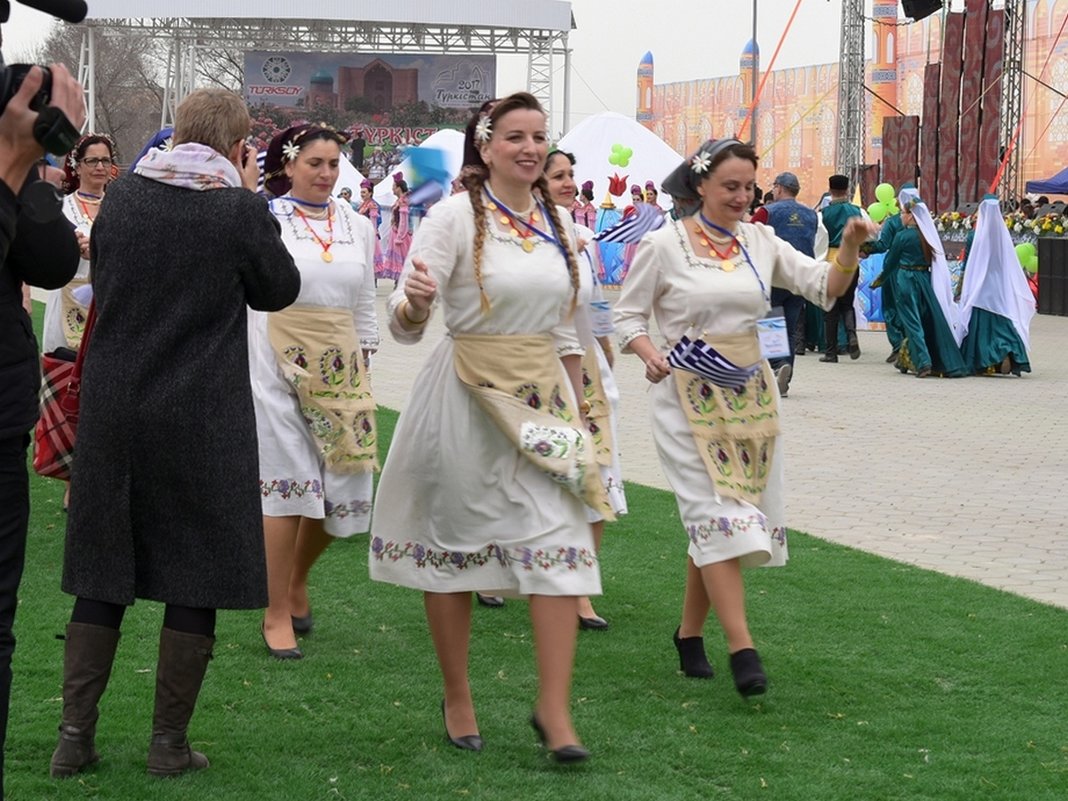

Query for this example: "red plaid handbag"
[32,302,96,480]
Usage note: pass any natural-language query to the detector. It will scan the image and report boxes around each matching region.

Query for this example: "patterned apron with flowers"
[60,277,90,349]
[266,305,377,473]
[671,331,780,504]
[579,349,614,467]
[452,333,613,519]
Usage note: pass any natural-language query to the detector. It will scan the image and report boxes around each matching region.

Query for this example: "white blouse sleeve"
[387,200,463,343]
[756,225,834,311]
[351,212,380,351]
[550,210,585,357]
[613,235,661,351]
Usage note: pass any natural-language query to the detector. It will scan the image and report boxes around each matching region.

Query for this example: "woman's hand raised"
[405,258,438,314]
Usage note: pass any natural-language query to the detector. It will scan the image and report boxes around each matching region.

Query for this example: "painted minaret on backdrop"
[870,0,900,164]
[637,51,654,129]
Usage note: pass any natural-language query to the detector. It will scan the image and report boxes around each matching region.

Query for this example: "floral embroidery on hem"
[261,478,323,500]
[685,513,771,545]
[370,538,598,572]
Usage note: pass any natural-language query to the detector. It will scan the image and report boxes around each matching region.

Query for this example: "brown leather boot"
[146,628,214,777]
[50,622,121,778]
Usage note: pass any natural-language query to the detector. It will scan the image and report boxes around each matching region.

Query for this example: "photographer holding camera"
[0,36,87,798]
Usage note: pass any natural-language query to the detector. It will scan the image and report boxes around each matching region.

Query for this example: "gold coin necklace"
[292,203,335,262]
[483,185,565,258]
[693,220,740,271]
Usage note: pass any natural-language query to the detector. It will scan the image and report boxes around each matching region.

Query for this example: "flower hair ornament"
[690,151,712,175]
[473,113,493,144]
[281,140,302,162]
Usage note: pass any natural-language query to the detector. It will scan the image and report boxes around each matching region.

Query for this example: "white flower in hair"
[281,141,302,162]
[68,153,78,170]
[474,114,493,144]
[690,151,712,174]
[162,136,174,151]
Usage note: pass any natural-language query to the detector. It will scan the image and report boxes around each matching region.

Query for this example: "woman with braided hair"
[369,92,603,764]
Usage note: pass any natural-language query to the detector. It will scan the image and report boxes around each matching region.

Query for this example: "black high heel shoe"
[291,611,314,635]
[673,627,714,678]
[530,715,589,764]
[729,648,768,697]
[261,623,302,660]
[442,699,483,752]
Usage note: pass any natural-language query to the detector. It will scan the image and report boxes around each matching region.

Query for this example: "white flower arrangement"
[690,152,712,174]
[281,141,302,162]
[474,114,493,144]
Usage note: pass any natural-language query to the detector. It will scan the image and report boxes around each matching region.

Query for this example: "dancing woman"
[615,138,872,695]
[370,92,607,764]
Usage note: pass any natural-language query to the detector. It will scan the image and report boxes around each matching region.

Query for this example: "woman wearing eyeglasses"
[42,134,117,355]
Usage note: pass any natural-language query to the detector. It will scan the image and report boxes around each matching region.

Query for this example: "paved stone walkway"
[369,287,1068,610]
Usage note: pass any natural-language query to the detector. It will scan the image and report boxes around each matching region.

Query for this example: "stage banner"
[921,63,940,210]
[244,50,495,125]
[882,116,919,193]
[937,12,965,214]
[978,9,1005,193]
[958,0,989,205]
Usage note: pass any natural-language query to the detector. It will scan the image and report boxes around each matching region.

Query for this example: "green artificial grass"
[8,304,1066,800]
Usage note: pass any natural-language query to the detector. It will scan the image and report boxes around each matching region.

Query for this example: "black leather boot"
[146,628,214,777]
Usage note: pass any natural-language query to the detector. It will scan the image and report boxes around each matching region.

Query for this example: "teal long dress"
[957,230,1031,375]
[884,227,967,377]
[866,213,905,350]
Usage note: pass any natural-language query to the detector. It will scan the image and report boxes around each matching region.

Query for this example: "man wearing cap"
[818,175,863,362]
[751,171,819,396]
[337,187,358,212]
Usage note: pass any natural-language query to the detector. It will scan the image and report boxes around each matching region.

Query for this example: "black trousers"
[823,272,860,355]
[769,288,805,370]
[0,434,30,800]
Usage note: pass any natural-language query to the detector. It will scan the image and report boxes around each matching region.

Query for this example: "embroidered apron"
[452,333,613,519]
[671,331,780,504]
[579,349,614,467]
[60,277,90,349]
[266,305,378,473]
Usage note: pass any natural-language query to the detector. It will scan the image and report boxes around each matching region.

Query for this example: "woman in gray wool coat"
[49,89,301,779]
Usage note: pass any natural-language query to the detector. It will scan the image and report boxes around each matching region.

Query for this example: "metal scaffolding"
[75,16,573,131]
[1000,0,1025,204]
[836,0,867,185]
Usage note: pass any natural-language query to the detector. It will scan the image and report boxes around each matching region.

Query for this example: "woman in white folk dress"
[370,92,608,764]
[615,139,872,695]
[543,148,628,630]
[252,124,379,659]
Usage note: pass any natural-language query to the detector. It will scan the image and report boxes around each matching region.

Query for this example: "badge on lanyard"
[756,306,791,360]
[589,300,614,337]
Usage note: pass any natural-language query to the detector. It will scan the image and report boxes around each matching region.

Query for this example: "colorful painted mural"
[639,1,1068,208]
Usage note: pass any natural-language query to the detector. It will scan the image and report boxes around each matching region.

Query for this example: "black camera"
[0,63,53,115]
[0,55,79,155]
[0,0,88,154]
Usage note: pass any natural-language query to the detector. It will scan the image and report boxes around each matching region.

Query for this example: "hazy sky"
[0,0,953,132]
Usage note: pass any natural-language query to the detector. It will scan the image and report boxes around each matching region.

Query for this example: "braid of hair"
[534,174,580,315]
[466,167,492,314]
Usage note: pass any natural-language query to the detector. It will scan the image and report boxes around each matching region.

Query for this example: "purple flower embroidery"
[295,354,308,369]
[450,551,466,567]
[333,354,344,371]
[534,440,553,456]
[700,383,713,399]
[528,393,542,408]
[718,517,734,536]
[362,418,372,433]
[371,537,384,554]
[413,544,426,562]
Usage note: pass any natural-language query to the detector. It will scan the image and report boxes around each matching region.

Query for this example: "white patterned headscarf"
[958,197,1035,349]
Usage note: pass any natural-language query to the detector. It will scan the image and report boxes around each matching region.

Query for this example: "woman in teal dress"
[885,198,967,378]
[958,196,1033,375]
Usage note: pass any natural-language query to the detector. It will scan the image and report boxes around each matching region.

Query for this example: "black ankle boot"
[672,627,713,678]
[729,648,767,697]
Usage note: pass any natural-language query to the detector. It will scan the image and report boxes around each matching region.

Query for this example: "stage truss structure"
[76,16,573,133]
[836,0,867,186]
[836,0,1024,203]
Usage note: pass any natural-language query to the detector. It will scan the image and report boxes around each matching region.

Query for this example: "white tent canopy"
[372,128,466,208]
[556,112,684,204]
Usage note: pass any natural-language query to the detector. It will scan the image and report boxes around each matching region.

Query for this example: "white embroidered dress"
[575,223,628,521]
[42,194,94,352]
[614,218,832,568]
[248,198,379,537]
[369,193,601,596]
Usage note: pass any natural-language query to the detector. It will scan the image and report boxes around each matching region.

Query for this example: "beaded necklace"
[292,205,335,262]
